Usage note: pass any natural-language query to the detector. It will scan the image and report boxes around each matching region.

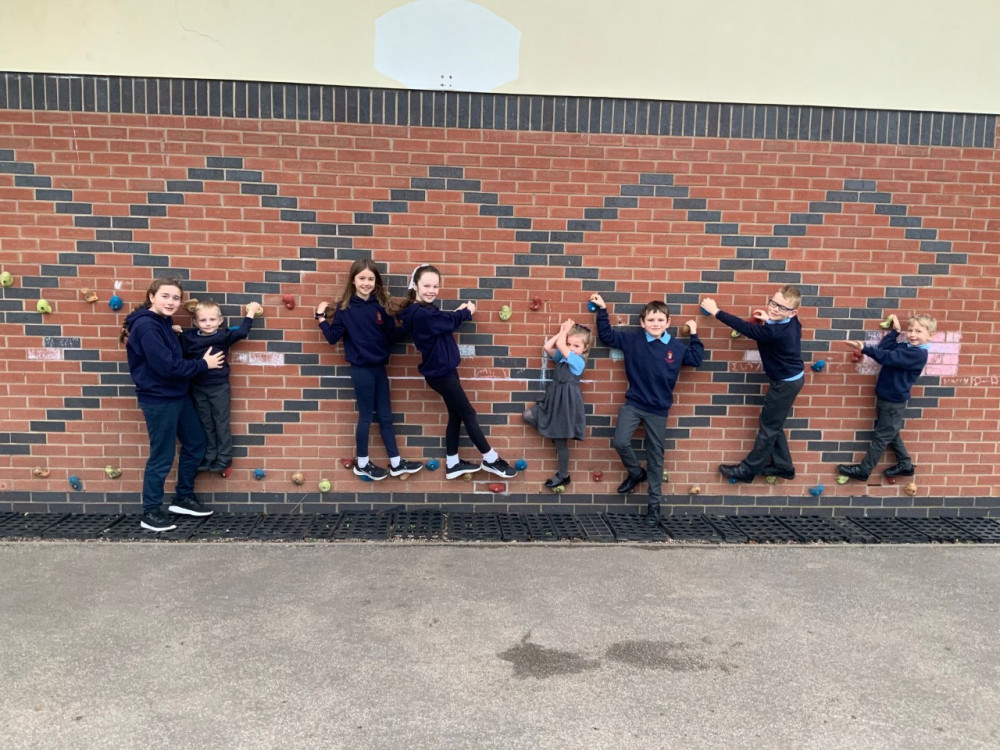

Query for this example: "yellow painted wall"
[0,0,994,112]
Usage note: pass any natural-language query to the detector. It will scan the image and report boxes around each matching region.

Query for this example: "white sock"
[390,456,401,468]
[357,456,369,468]
[482,449,498,463]
[446,454,460,469]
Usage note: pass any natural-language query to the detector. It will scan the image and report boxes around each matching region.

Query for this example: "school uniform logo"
[375,311,383,325]
[666,350,674,363]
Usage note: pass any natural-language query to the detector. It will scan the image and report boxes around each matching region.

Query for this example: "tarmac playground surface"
[2,541,998,749]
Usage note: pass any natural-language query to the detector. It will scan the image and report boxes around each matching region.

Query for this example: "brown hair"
[396,264,441,311]
[119,277,185,342]
[641,300,671,319]
[337,258,390,311]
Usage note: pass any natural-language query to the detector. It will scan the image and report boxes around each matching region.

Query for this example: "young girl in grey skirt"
[522,318,594,490]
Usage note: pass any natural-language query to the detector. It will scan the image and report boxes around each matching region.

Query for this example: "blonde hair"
[778,285,802,308]
[568,324,594,357]
[910,313,937,333]
[194,299,222,316]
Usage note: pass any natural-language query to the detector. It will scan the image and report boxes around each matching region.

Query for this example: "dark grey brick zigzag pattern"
[1,150,956,459]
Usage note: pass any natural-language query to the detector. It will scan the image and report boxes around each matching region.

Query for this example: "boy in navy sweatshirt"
[179,299,262,474]
[837,313,935,481]
[700,286,804,484]
[590,294,703,523]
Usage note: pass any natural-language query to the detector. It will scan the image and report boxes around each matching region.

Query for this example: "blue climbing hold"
[700,306,712,316]
[810,359,826,373]
[426,459,440,471]
[359,475,374,482]
[109,295,123,311]
[69,475,82,491]
[809,484,825,497]
[587,300,599,313]
[253,468,266,480]
[514,459,528,471]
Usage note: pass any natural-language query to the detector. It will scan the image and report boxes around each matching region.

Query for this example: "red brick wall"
[1,77,998,517]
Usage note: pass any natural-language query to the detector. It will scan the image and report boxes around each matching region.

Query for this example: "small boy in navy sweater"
[837,313,935,482]
[179,299,262,474]
[701,286,804,484]
[590,294,703,523]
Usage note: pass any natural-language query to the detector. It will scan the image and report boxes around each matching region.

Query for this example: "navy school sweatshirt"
[179,315,255,386]
[395,301,472,379]
[595,308,704,417]
[862,330,929,402]
[715,310,804,381]
[318,294,397,367]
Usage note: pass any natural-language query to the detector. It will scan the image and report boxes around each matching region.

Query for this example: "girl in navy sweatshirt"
[395,264,517,480]
[124,278,223,531]
[316,258,422,480]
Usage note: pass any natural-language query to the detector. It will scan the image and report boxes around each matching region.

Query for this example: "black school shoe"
[140,509,178,532]
[168,495,214,517]
[762,466,796,480]
[544,473,571,489]
[719,463,755,483]
[883,463,915,479]
[616,468,647,494]
[645,503,661,524]
[836,464,870,481]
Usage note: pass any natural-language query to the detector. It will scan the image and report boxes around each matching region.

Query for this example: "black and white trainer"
[353,462,389,480]
[389,459,423,477]
[167,495,214,517]
[140,509,178,532]
[445,461,480,480]
[482,457,517,478]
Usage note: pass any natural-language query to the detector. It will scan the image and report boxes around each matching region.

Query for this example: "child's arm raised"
[682,319,705,367]
[548,319,575,359]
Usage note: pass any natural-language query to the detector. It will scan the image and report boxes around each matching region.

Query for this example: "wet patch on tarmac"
[497,633,601,679]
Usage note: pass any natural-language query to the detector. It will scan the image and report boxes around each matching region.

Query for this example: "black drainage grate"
[391,510,444,540]
[522,513,559,541]
[660,515,723,543]
[841,517,931,543]
[41,514,125,539]
[576,513,616,542]
[898,518,980,543]
[447,513,503,542]
[547,514,588,541]
[704,516,750,543]
[305,513,343,540]
[942,517,1000,543]
[332,512,392,540]
[250,514,316,541]
[497,513,529,542]
[189,513,262,541]
[101,514,208,540]
[603,513,668,542]
[776,516,854,543]
[0,513,69,538]
[727,516,803,544]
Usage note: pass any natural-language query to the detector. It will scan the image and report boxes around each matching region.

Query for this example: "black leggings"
[425,371,491,456]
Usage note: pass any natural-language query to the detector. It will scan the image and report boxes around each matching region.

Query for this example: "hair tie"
[408,264,430,291]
